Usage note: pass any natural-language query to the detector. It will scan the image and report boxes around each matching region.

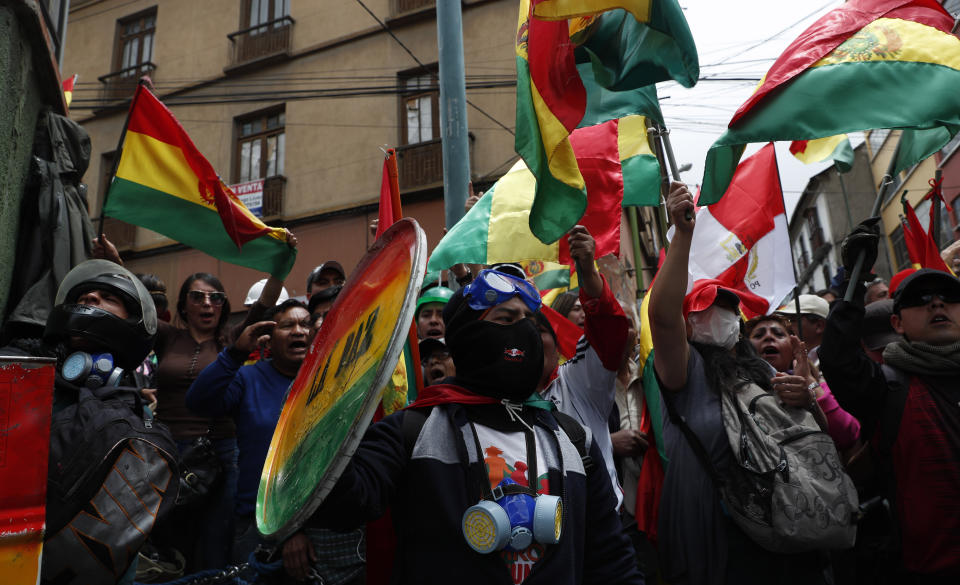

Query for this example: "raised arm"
[650,182,695,391]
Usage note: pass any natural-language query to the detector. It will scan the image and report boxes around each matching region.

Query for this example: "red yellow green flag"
[104,85,296,277]
[789,134,854,172]
[700,0,960,205]
[516,0,588,245]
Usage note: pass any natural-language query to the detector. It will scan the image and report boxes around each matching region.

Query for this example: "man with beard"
[303,269,642,585]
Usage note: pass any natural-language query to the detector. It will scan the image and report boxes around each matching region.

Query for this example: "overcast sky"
[657,0,864,220]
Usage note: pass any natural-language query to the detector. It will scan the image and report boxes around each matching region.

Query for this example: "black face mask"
[447,317,544,402]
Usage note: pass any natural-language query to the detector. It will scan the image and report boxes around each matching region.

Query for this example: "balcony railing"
[227,16,294,68]
[261,176,285,219]
[101,217,137,251]
[98,62,156,102]
[391,0,435,16]
[396,139,444,192]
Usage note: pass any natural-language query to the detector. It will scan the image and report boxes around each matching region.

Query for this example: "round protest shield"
[256,218,426,541]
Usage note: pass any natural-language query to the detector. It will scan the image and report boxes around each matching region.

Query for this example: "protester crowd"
[3,178,959,585]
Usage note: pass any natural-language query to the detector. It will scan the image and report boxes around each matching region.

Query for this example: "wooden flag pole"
[98,80,149,239]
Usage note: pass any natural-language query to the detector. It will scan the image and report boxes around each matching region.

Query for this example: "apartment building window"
[400,68,439,145]
[236,108,285,183]
[890,225,911,271]
[115,8,157,78]
[804,208,826,251]
[243,0,289,34]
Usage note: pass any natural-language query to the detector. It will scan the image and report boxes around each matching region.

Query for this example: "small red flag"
[376,149,401,238]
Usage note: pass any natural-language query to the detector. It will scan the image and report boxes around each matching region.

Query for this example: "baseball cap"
[683,279,742,318]
[306,261,346,290]
[892,268,960,312]
[418,337,448,363]
[776,294,829,320]
[861,299,902,351]
[244,278,290,306]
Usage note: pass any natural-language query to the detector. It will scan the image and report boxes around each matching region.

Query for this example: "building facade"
[63,0,526,301]
[789,142,891,293]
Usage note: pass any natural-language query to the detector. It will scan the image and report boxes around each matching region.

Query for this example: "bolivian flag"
[104,86,295,277]
[789,134,854,173]
[701,0,960,205]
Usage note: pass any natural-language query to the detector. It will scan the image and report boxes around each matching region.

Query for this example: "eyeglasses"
[187,290,226,305]
[421,349,452,365]
[463,269,541,313]
[898,291,960,309]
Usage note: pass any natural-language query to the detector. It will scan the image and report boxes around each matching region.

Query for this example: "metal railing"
[396,139,444,192]
[227,16,294,67]
[261,176,285,219]
[97,62,157,101]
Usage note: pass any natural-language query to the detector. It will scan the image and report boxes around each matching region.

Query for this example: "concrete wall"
[0,2,64,318]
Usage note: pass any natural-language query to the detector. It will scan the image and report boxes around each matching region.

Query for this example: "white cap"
[776,294,829,320]
[244,278,290,306]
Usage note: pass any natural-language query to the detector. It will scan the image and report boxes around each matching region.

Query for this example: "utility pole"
[436,0,471,229]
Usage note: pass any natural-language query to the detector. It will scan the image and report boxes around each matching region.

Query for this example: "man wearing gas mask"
[3,259,178,585]
[305,268,643,585]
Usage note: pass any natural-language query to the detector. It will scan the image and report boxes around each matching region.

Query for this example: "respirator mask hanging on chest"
[61,351,124,389]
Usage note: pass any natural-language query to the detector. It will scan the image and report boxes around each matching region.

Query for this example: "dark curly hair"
[176,273,231,346]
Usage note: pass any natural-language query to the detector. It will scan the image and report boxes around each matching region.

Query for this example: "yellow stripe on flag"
[814,18,960,70]
[794,135,847,164]
[617,115,655,160]
[116,131,209,208]
[487,162,560,263]
[533,0,651,22]
[531,82,586,190]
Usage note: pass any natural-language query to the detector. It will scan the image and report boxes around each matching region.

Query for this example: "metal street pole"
[436,0,471,229]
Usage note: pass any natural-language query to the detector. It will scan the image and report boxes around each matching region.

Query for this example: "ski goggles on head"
[464,269,541,313]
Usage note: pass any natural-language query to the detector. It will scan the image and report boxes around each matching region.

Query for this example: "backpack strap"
[552,410,594,473]
[401,407,429,458]
[661,388,725,488]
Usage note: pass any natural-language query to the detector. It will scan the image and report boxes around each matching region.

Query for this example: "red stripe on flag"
[707,143,784,250]
[541,304,582,360]
[376,149,401,238]
[527,15,586,132]
[789,140,808,156]
[559,119,622,263]
[730,0,952,126]
[124,86,269,248]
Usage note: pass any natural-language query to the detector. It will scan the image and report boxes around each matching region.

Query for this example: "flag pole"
[843,137,904,302]
[835,161,854,231]
[656,123,693,221]
[648,123,671,249]
[98,79,149,239]
[627,207,645,296]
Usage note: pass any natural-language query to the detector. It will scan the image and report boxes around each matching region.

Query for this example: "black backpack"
[41,382,179,585]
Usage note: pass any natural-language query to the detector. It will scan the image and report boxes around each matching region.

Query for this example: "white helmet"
[244,278,289,306]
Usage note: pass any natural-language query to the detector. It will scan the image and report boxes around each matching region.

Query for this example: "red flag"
[634,397,664,543]
[901,193,952,273]
[376,149,401,238]
[540,304,583,360]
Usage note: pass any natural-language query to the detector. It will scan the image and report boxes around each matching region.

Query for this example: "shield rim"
[257,218,426,541]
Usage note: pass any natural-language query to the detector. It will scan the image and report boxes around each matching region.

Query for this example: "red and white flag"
[682,143,795,319]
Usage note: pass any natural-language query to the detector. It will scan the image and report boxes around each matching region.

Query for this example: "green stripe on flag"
[532,267,570,291]
[104,177,296,277]
[516,56,589,245]
[622,153,661,206]
[641,351,668,464]
[702,60,960,204]
[426,186,493,272]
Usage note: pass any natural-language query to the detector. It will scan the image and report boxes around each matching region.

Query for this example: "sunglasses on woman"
[187,290,227,305]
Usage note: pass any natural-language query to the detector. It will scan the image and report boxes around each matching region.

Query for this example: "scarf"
[882,340,960,374]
